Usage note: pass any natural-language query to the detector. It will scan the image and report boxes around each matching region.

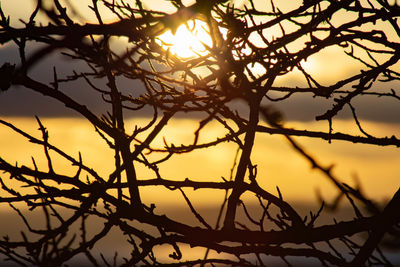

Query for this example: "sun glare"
[299,58,316,72]
[157,20,212,59]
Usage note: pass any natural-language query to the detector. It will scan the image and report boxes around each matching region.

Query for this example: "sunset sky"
[0,0,399,212]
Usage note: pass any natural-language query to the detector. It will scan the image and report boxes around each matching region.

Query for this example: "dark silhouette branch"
[1,0,399,265]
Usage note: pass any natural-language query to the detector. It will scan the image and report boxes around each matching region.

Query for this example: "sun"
[156,20,212,59]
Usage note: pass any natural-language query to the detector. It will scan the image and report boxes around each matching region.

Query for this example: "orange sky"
[1,3,400,267]
[1,117,398,209]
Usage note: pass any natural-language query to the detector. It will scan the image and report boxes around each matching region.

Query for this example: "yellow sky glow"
[1,0,399,212]
[0,117,398,210]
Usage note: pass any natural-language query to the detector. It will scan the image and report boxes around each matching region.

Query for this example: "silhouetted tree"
[1,0,400,266]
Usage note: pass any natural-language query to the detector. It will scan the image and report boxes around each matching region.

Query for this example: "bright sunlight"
[156,19,212,59]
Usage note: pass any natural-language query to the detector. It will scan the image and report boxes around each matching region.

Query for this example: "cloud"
[1,44,399,124]
[268,90,400,124]
[0,43,148,117]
